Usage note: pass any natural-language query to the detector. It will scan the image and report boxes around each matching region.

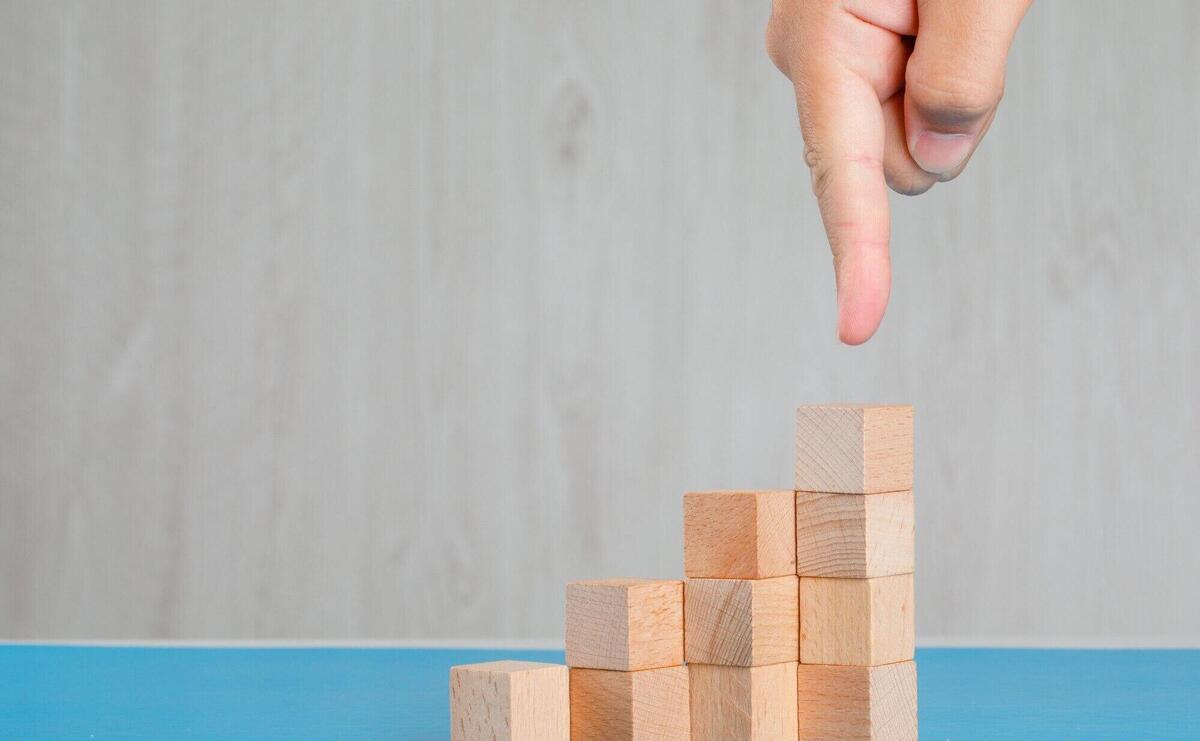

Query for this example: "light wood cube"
[683,490,795,579]
[795,491,914,578]
[566,578,683,671]
[449,661,569,741]
[690,662,798,740]
[569,666,690,740]
[684,575,798,666]
[800,574,914,666]
[795,405,913,494]
[796,661,917,740]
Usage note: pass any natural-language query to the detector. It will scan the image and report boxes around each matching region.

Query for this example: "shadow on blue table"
[2,645,1197,739]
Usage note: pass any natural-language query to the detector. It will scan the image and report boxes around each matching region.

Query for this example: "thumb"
[905,0,1031,178]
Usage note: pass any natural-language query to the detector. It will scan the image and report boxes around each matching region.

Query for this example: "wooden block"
[795,405,913,494]
[800,574,914,666]
[683,490,795,578]
[684,575,798,666]
[449,660,569,741]
[796,491,914,578]
[796,661,917,740]
[690,662,799,740]
[566,578,683,671]
[569,666,690,740]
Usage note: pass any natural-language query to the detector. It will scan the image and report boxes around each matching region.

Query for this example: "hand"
[767,0,1031,344]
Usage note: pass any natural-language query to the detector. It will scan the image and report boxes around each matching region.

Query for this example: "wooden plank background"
[1,1,1197,643]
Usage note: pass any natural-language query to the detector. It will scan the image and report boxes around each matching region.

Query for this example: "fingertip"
[837,293,887,345]
[837,316,879,345]
[833,251,891,345]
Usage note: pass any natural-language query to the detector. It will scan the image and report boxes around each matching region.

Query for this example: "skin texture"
[766,0,1032,344]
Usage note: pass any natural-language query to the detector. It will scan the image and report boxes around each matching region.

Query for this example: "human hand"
[766,0,1031,344]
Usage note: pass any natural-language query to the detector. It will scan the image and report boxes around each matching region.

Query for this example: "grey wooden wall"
[2,1,1198,644]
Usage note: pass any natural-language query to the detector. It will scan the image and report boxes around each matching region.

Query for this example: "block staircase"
[450,404,917,739]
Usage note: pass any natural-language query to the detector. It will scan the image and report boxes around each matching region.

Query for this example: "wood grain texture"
[796,491,914,578]
[566,579,683,671]
[689,662,798,740]
[800,575,915,666]
[795,406,913,494]
[796,661,918,740]
[569,666,690,740]
[685,576,798,666]
[449,660,570,741]
[684,491,795,579]
[2,2,1200,646]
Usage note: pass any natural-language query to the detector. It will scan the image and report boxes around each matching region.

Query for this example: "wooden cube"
[449,661,569,741]
[690,662,798,740]
[799,574,914,666]
[569,666,690,740]
[685,576,798,666]
[795,405,913,494]
[796,661,917,740]
[795,491,914,578]
[683,491,795,579]
[566,578,683,671]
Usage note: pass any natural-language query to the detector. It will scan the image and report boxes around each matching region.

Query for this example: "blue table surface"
[2,645,1197,739]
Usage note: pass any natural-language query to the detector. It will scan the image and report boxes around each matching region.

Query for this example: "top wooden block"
[683,491,796,579]
[795,405,913,494]
[450,661,569,741]
[565,578,684,671]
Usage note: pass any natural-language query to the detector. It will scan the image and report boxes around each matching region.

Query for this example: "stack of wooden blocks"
[792,405,917,739]
[450,404,917,740]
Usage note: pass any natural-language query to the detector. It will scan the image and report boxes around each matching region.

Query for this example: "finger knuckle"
[804,144,836,202]
[885,169,933,197]
[805,148,884,203]
[764,12,791,74]
[908,75,1001,123]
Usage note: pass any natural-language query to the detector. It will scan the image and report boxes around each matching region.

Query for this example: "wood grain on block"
[449,660,569,741]
[795,491,914,578]
[800,574,914,666]
[683,490,795,579]
[795,405,913,494]
[684,575,798,666]
[690,662,798,740]
[569,666,690,740]
[796,661,918,740]
[565,578,683,671]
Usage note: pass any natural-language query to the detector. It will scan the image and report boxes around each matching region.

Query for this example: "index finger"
[793,61,892,345]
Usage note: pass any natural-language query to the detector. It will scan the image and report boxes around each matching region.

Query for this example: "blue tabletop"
[2,645,1197,739]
